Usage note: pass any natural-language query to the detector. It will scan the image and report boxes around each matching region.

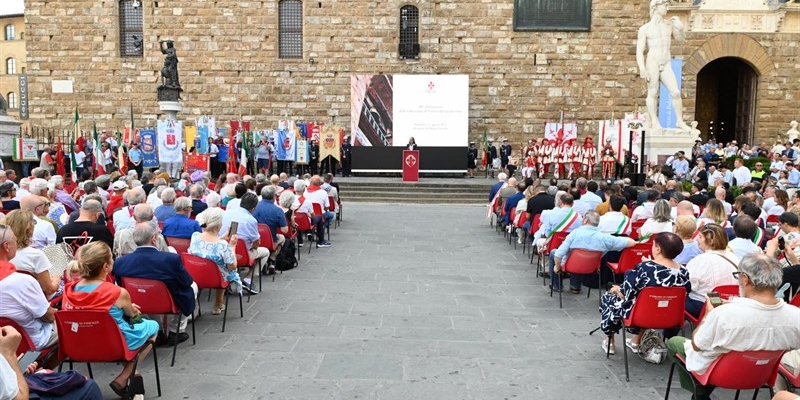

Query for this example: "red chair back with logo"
[623,286,686,329]
[608,242,652,275]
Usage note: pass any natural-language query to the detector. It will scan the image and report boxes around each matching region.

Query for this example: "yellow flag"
[185,126,197,152]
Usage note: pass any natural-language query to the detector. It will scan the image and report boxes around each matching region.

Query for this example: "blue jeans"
[311,215,326,243]
[549,252,583,291]
[323,211,335,227]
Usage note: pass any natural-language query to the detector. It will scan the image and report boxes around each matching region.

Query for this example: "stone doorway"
[694,57,758,146]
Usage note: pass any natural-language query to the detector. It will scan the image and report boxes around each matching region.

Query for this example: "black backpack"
[275,238,298,271]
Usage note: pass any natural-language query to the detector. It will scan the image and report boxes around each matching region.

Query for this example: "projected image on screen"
[351,74,469,148]
[351,74,394,147]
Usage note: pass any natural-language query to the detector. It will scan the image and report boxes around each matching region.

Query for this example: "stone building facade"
[1,11,28,132]
[21,0,800,156]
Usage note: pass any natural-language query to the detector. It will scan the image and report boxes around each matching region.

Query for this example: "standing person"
[581,137,597,178]
[309,138,320,176]
[127,142,143,180]
[208,137,219,179]
[500,139,512,174]
[256,137,270,175]
[569,139,583,179]
[467,142,478,178]
[487,139,499,178]
[538,138,552,179]
[340,136,351,177]
[406,137,418,151]
[101,142,113,173]
[732,157,751,186]
[72,145,86,179]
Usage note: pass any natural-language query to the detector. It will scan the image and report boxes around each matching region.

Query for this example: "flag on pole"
[481,129,489,168]
[55,134,66,177]
[71,107,80,181]
[239,121,250,176]
[92,122,105,176]
[227,120,239,174]
[116,129,127,174]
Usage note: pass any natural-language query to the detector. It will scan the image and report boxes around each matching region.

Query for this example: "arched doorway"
[694,58,758,146]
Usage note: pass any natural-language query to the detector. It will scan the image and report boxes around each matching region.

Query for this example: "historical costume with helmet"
[602,139,616,180]
[557,139,571,179]
[581,137,597,178]
[538,138,553,178]
[568,139,583,179]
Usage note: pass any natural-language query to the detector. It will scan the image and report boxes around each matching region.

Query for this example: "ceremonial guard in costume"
[557,139,571,179]
[601,139,616,180]
[539,138,554,179]
[522,139,535,163]
[486,139,499,178]
[581,137,597,178]
[467,142,478,178]
[341,137,352,177]
[500,139,512,174]
[568,139,583,179]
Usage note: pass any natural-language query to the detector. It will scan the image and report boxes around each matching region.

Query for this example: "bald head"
[311,175,322,186]
[715,186,726,200]
[126,187,146,206]
[676,200,695,216]
[507,177,517,187]
[20,195,46,215]
[133,203,154,223]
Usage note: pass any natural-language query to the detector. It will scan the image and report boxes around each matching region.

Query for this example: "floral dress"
[188,232,242,292]
[599,260,691,335]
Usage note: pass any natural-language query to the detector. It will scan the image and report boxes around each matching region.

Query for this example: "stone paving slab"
[76,203,759,399]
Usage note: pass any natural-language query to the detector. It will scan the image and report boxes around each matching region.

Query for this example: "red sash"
[62,281,121,311]
[0,260,16,281]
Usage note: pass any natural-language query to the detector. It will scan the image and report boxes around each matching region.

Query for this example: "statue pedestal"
[645,127,697,165]
[0,115,22,158]
[158,101,182,121]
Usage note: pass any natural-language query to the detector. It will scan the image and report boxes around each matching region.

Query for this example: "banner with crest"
[543,122,578,142]
[319,125,341,162]
[157,119,183,163]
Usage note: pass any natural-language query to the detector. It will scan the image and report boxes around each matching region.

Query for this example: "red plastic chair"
[312,202,330,241]
[294,212,315,254]
[527,214,543,261]
[0,317,36,356]
[328,196,340,228]
[257,224,280,287]
[120,277,195,367]
[684,284,740,329]
[777,363,800,391]
[766,214,780,224]
[629,220,646,240]
[665,350,785,400]
[790,292,800,307]
[619,286,686,382]
[181,253,242,333]
[107,219,116,235]
[234,240,259,302]
[54,310,162,396]
[607,242,653,281]
[505,207,517,242]
[284,215,299,262]
[555,249,603,308]
[537,232,569,286]
[165,236,191,255]
[513,211,528,250]
[158,221,165,231]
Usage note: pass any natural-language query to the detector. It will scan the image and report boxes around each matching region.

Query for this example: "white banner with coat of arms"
[319,125,341,162]
[157,120,183,163]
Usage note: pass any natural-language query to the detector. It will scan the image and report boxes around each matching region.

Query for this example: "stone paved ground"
[82,203,766,400]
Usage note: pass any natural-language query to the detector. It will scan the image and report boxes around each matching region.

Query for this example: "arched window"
[7,92,17,109]
[6,58,15,75]
[399,5,419,59]
[278,0,303,59]
[4,24,14,41]
[119,0,144,57]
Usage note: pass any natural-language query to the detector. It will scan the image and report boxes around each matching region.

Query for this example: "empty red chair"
[607,242,653,281]
[120,277,195,366]
[165,236,190,255]
[54,310,162,396]
[665,350,785,400]
[537,232,569,286]
[620,286,686,381]
[555,249,603,308]
[181,253,243,332]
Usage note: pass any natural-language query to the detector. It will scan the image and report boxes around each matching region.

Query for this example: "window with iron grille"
[514,0,591,32]
[4,24,14,41]
[7,92,16,109]
[119,0,144,58]
[399,5,419,59]
[5,58,15,75]
[279,0,303,59]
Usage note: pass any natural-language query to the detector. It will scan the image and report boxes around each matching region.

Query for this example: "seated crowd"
[491,173,800,400]
[0,165,341,400]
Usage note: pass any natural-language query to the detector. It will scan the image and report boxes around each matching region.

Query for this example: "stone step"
[336,178,492,204]
[345,197,486,204]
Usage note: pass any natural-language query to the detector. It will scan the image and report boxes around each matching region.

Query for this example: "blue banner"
[197,125,209,154]
[658,58,683,129]
[296,122,308,139]
[218,145,229,162]
[276,129,296,161]
[139,129,159,168]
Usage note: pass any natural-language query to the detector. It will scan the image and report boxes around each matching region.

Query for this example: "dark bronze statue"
[159,40,180,89]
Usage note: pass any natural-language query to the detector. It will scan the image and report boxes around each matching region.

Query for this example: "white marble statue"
[787,120,800,142]
[690,121,701,142]
[637,0,691,132]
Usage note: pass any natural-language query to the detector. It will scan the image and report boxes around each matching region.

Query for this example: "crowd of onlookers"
[0,162,341,399]
[489,169,800,400]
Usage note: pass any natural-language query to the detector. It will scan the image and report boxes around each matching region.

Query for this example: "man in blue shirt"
[154,187,177,221]
[787,162,800,187]
[552,210,637,293]
[253,185,288,274]
[671,151,689,181]
[127,141,144,179]
[161,197,201,239]
[502,182,525,227]
[488,173,507,202]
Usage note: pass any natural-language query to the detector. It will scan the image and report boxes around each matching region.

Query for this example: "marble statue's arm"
[670,16,685,42]
[635,26,648,79]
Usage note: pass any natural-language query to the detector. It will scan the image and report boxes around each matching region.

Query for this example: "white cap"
[112,181,127,190]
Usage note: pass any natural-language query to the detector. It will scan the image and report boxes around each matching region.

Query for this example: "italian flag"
[238,121,250,177]
[93,122,105,176]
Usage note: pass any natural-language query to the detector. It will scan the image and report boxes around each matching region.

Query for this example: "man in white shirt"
[631,190,658,222]
[762,185,777,213]
[20,195,56,249]
[13,178,30,201]
[732,158,751,186]
[713,186,732,215]
[770,154,785,180]
[666,253,800,400]
[670,199,698,220]
[597,195,631,236]
[113,187,152,232]
[719,164,734,186]
[727,215,762,260]
[707,165,722,184]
